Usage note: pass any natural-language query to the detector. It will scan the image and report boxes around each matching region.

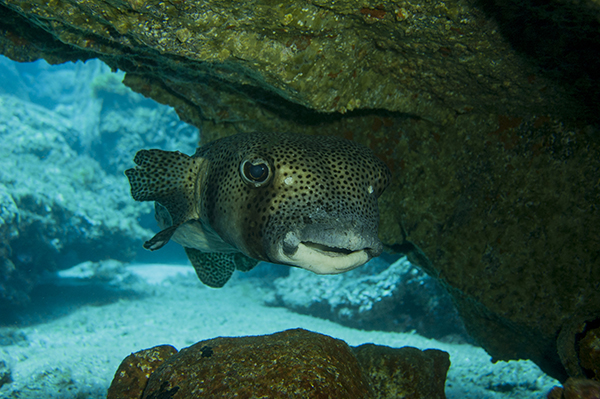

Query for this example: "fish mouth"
[301,242,355,256]
[272,225,383,274]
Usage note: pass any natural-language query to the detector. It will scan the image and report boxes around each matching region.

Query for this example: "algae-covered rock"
[108,329,449,399]
[142,328,373,398]
[548,378,600,399]
[579,326,600,381]
[107,345,178,399]
[0,0,586,138]
[380,114,600,381]
[353,344,449,399]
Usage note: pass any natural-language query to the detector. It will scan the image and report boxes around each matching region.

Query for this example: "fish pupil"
[244,162,268,182]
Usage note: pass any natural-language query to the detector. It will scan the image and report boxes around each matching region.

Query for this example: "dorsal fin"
[125,150,205,227]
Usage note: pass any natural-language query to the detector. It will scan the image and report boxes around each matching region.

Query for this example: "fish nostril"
[282,232,300,255]
[282,241,298,255]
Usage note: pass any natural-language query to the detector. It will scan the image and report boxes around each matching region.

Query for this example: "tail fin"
[125,149,205,227]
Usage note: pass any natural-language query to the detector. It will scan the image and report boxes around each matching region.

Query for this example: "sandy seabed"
[0,263,558,399]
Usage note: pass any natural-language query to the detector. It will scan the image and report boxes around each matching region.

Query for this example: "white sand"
[0,263,559,398]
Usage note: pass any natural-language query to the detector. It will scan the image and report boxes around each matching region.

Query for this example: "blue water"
[0,56,558,398]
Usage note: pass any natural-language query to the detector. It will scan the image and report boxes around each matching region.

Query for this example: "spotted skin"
[198,133,391,261]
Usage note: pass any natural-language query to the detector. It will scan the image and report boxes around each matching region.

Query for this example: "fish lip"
[295,240,381,258]
[274,227,383,273]
[285,222,383,256]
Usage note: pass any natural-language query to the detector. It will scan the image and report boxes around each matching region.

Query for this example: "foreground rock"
[107,345,178,399]
[108,328,449,399]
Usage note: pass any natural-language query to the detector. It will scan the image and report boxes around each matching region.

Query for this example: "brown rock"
[558,313,600,382]
[106,329,450,399]
[547,378,600,399]
[387,115,600,382]
[353,344,449,399]
[107,344,178,399]
[563,378,600,399]
[548,386,564,399]
[142,329,372,399]
[579,325,600,381]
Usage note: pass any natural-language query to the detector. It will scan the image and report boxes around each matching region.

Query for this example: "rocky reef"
[0,59,197,308]
[270,256,469,342]
[1,0,599,386]
[0,94,147,307]
[107,328,450,399]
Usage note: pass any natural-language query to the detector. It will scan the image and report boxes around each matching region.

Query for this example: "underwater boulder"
[557,317,600,383]
[107,328,449,399]
[270,256,469,342]
[0,0,592,139]
[353,343,450,399]
[107,344,178,399]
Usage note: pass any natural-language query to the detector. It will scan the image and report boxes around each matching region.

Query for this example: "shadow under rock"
[0,281,145,327]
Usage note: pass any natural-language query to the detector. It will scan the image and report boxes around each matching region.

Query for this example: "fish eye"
[246,163,267,181]
[240,158,272,187]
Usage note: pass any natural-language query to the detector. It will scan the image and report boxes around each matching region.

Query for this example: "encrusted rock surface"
[385,113,600,383]
[143,328,373,398]
[0,0,571,129]
[558,317,600,383]
[1,0,600,383]
[579,326,600,381]
[107,344,177,399]
[547,378,600,399]
[354,343,449,399]
[108,328,449,399]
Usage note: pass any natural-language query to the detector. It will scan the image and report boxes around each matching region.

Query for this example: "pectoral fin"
[184,248,260,288]
[185,248,236,288]
[143,225,178,251]
[232,253,260,272]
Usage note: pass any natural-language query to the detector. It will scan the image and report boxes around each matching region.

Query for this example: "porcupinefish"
[125,132,391,288]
